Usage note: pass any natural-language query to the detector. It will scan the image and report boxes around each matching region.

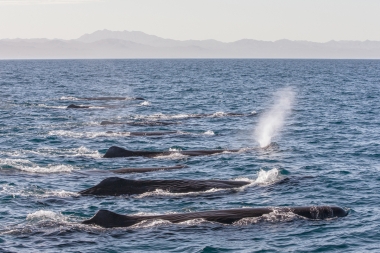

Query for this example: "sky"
[0,0,379,42]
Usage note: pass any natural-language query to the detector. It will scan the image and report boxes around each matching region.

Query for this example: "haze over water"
[0,59,379,252]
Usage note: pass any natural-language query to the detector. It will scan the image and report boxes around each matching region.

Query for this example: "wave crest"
[0,158,75,173]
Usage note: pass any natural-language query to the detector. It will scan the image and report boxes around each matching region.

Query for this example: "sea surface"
[0,59,379,252]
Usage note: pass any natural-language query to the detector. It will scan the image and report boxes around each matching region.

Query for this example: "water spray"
[255,87,295,148]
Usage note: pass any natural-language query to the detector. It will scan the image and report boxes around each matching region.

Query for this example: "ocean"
[0,59,379,252]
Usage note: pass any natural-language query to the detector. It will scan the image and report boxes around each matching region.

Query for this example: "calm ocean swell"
[0,59,379,252]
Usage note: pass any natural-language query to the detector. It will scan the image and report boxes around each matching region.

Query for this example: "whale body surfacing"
[82,206,348,228]
[78,177,249,196]
[103,146,238,158]
[67,104,91,109]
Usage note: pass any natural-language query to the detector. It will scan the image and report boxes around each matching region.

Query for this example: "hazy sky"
[1,0,379,42]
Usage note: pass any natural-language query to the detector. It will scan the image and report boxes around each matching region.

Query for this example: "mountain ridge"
[1,30,380,59]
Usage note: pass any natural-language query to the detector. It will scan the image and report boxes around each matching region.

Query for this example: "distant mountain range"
[1,29,380,59]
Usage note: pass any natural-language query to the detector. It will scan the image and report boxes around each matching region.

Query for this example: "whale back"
[82,210,140,228]
[67,104,90,109]
[291,206,348,219]
[82,206,348,228]
[103,146,135,158]
[78,177,250,196]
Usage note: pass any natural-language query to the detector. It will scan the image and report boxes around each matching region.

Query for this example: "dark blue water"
[0,59,379,252]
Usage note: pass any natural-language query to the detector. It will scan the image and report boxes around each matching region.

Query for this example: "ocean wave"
[26,210,67,222]
[0,158,75,173]
[0,211,88,236]
[30,146,101,158]
[0,146,101,159]
[66,146,102,158]
[0,150,24,157]
[0,184,79,198]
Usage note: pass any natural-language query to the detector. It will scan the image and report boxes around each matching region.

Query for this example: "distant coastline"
[1,29,380,59]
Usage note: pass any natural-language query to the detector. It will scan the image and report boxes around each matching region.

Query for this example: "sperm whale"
[103,146,239,158]
[78,177,249,196]
[82,206,348,228]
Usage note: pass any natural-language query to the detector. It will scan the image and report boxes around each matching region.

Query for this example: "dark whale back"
[67,104,90,109]
[103,146,138,158]
[103,146,237,158]
[78,177,250,196]
[83,206,348,228]
[82,210,139,228]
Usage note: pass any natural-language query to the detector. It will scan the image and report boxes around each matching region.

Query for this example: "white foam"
[235,168,283,186]
[42,146,101,158]
[74,146,101,158]
[178,218,209,226]
[23,164,74,174]
[87,106,106,109]
[220,147,251,155]
[1,146,101,159]
[0,184,79,198]
[233,210,298,226]
[43,190,80,198]
[211,111,227,117]
[0,150,22,157]
[0,158,75,173]
[135,188,223,198]
[0,158,30,166]
[48,130,131,138]
[130,217,215,229]
[154,152,188,160]
[255,87,295,147]
[168,148,182,152]
[140,101,151,106]
[130,219,172,229]
[59,96,79,101]
[254,168,282,185]
[139,113,190,120]
[26,210,66,222]
[37,104,67,109]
